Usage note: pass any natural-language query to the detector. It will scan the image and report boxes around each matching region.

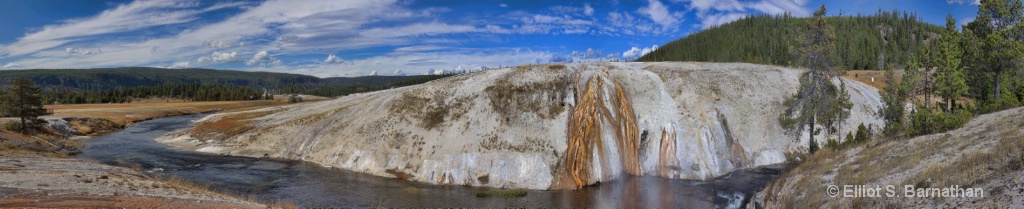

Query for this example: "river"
[78,114,788,208]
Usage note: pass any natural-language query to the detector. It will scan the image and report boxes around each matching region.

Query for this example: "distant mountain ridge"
[0,67,441,94]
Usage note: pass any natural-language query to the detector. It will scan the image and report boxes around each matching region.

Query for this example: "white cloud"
[960,16,977,27]
[946,0,980,5]
[699,13,748,29]
[65,48,103,55]
[394,45,449,52]
[676,0,810,29]
[245,51,282,66]
[622,47,641,58]
[204,40,232,49]
[369,70,378,76]
[746,0,810,17]
[289,49,552,77]
[252,51,271,62]
[639,0,684,27]
[2,63,24,70]
[584,3,594,16]
[323,54,347,64]
[393,69,405,76]
[500,3,508,8]
[169,61,190,69]
[213,51,240,63]
[197,51,239,63]
[622,45,658,58]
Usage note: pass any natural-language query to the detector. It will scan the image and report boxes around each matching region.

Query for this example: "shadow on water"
[79,114,792,208]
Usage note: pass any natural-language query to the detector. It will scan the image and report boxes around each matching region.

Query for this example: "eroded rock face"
[166,62,883,190]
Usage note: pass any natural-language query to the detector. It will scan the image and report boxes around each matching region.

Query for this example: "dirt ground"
[0,153,267,208]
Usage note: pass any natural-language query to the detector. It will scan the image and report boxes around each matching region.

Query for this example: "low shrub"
[908,106,971,136]
[855,123,869,142]
[825,123,873,150]
[3,121,22,132]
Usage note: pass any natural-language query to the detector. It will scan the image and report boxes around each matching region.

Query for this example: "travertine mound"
[161,62,883,190]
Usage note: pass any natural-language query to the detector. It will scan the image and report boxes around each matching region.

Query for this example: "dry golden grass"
[191,109,282,142]
[844,70,899,90]
[46,100,291,126]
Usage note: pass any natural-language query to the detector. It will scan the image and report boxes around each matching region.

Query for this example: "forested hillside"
[0,67,320,90]
[639,10,944,70]
[0,67,456,103]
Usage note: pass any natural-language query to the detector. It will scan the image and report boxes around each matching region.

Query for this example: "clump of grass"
[474,189,527,198]
[2,143,15,150]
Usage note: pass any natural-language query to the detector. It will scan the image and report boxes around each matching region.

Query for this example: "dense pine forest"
[644,4,1024,139]
[639,10,944,71]
[41,83,264,104]
[0,67,457,104]
[0,67,320,90]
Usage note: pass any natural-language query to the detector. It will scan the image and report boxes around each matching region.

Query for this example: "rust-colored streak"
[657,127,678,177]
[551,71,642,190]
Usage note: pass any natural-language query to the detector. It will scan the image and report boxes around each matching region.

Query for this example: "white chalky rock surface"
[161,62,884,190]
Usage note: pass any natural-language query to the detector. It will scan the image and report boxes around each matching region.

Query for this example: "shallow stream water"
[79,114,789,208]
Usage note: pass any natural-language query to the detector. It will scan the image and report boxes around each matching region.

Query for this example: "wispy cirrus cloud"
[0,0,806,77]
[0,1,237,57]
[2,63,23,70]
[946,0,980,5]
[674,0,810,29]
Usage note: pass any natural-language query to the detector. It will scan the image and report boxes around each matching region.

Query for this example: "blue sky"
[0,0,982,77]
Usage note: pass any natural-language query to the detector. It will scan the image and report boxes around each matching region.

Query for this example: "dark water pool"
[79,114,789,208]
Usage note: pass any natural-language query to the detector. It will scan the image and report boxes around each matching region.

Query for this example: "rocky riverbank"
[746,107,1024,208]
[0,153,266,208]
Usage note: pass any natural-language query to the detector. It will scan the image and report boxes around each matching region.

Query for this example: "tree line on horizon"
[24,73,460,104]
[41,83,266,104]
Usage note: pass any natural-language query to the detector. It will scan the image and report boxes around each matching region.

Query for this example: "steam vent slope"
[167,62,883,190]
